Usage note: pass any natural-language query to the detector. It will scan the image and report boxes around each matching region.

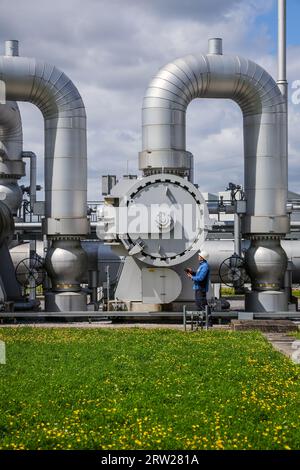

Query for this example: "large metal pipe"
[202,239,300,285]
[0,101,22,160]
[140,40,288,235]
[0,200,14,246]
[208,38,223,55]
[5,40,19,58]
[0,40,88,236]
[278,0,288,101]
[0,101,24,215]
[22,151,37,209]
[140,39,289,311]
[0,40,89,311]
[10,240,122,287]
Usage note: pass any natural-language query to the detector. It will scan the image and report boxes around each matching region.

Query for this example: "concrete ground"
[0,321,186,330]
[264,333,300,363]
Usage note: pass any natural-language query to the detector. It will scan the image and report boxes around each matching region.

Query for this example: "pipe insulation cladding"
[0,41,89,236]
[140,39,289,236]
[0,101,23,161]
[0,40,89,311]
[140,38,289,311]
[0,101,24,215]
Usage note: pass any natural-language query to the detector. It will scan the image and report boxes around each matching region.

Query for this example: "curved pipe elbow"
[140,46,288,235]
[0,52,88,236]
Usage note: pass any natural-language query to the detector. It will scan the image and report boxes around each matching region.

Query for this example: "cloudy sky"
[1,0,300,200]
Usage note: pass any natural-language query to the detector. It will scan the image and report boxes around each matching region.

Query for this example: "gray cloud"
[3,0,295,201]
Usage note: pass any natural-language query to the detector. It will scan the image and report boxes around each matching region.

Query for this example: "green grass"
[220,287,235,296]
[0,328,300,450]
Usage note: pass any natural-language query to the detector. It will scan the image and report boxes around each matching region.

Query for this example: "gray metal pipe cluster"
[140,40,288,235]
[0,1,292,313]
[140,37,289,311]
[0,40,89,311]
[0,42,88,236]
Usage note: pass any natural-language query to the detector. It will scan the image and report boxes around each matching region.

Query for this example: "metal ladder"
[183,305,212,331]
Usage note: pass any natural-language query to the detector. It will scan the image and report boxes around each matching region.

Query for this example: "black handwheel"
[218,254,250,288]
[15,254,45,288]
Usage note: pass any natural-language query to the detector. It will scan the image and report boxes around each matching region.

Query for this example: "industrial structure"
[1,0,300,318]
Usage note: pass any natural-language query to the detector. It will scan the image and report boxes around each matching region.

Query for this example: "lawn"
[0,328,299,450]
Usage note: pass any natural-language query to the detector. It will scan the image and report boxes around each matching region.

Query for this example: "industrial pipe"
[140,38,289,312]
[278,0,288,101]
[140,39,288,235]
[0,40,89,311]
[0,101,24,215]
[0,40,88,235]
[21,151,37,210]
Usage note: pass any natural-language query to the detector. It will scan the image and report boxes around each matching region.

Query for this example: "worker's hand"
[187,272,193,279]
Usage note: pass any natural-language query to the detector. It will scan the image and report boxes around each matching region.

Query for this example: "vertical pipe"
[29,239,36,301]
[234,214,241,257]
[22,152,37,210]
[278,0,288,101]
[106,265,110,311]
[5,40,19,57]
[208,38,223,55]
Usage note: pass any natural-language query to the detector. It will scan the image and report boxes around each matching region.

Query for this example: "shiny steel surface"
[0,101,24,214]
[245,238,287,291]
[0,101,22,161]
[45,239,88,292]
[0,200,14,245]
[0,179,22,215]
[208,38,223,55]
[103,173,211,267]
[140,39,289,236]
[0,41,88,236]
[5,40,19,57]
[278,0,288,100]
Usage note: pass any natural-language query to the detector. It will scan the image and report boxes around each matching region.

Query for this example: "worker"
[186,250,210,311]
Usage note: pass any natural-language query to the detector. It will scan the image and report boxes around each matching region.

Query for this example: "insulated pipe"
[0,200,14,246]
[140,41,288,235]
[22,151,37,209]
[202,239,300,285]
[5,40,19,58]
[278,0,288,101]
[0,40,89,310]
[0,101,23,160]
[208,38,223,55]
[0,40,89,236]
[0,101,24,215]
[140,39,289,311]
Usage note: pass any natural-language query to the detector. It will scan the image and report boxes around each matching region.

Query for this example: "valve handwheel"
[15,254,45,288]
[218,254,250,288]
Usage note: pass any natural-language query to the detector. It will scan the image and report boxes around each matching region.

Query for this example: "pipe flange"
[116,174,211,267]
[249,235,282,241]
[128,174,202,204]
[48,235,82,241]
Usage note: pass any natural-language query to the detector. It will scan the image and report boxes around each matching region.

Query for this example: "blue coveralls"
[192,260,210,311]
